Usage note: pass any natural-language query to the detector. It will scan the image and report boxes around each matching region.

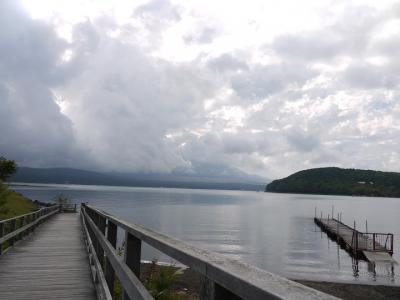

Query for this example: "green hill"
[265,167,400,197]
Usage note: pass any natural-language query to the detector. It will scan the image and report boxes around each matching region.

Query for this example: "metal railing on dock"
[81,204,338,300]
[314,217,394,258]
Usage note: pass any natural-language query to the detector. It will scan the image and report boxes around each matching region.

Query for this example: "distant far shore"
[9,181,265,192]
[266,167,400,198]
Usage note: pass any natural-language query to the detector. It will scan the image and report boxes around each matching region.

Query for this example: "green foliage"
[0,156,17,181]
[266,167,400,197]
[53,193,71,205]
[144,260,185,300]
[0,185,36,219]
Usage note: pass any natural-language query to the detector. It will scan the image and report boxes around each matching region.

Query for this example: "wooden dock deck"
[0,204,339,300]
[314,217,394,262]
[0,213,96,300]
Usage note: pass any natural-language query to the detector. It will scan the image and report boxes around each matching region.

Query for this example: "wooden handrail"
[81,204,338,300]
[0,205,59,255]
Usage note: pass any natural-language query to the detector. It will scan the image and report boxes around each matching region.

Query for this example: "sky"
[1,0,400,179]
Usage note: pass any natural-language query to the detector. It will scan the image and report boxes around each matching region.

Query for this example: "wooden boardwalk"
[315,217,394,262]
[0,213,96,300]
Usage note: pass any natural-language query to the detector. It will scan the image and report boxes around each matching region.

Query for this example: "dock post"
[365,220,368,233]
[391,234,394,254]
[332,206,334,219]
[315,207,317,218]
[337,214,339,239]
[320,211,322,220]
[373,233,375,251]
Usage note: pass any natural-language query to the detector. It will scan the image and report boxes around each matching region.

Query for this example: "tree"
[0,156,17,181]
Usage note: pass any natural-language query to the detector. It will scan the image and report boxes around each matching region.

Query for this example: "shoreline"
[140,262,400,300]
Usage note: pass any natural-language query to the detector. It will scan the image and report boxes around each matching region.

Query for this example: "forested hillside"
[266,167,400,197]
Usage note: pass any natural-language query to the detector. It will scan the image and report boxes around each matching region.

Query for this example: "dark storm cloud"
[0,0,89,168]
[2,0,400,178]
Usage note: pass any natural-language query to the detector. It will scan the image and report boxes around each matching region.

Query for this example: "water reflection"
[11,183,400,286]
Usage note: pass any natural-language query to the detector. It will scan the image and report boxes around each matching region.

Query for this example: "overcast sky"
[1,0,400,179]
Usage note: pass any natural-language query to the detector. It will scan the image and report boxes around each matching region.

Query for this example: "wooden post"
[200,277,242,300]
[365,220,368,233]
[373,233,375,251]
[336,214,339,240]
[0,222,3,255]
[331,206,334,219]
[106,220,117,294]
[355,231,358,254]
[10,219,16,246]
[123,231,142,300]
[98,215,107,268]
[314,207,316,218]
[391,234,394,254]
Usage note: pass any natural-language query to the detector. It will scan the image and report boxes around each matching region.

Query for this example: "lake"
[11,183,400,286]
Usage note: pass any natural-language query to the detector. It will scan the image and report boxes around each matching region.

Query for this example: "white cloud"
[1,0,400,180]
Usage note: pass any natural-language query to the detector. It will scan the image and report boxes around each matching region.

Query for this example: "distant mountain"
[265,167,400,197]
[10,166,267,191]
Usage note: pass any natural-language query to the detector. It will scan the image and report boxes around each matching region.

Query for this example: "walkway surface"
[0,213,96,300]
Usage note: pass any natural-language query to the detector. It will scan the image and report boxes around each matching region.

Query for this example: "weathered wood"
[123,231,142,300]
[0,213,97,299]
[80,209,113,300]
[105,220,117,293]
[0,223,3,255]
[315,217,393,260]
[82,208,153,300]
[98,215,107,267]
[84,204,338,300]
[0,208,59,245]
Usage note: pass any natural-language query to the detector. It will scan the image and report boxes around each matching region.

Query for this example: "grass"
[0,184,37,220]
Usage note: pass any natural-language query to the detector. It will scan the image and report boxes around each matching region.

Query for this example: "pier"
[0,203,338,299]
[314,217,394,262]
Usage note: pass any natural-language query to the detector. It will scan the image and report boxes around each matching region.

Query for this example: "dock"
[314,217,394,262]
[0,203,339,299]
[0,211,96,299]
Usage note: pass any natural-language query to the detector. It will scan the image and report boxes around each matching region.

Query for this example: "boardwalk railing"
[0,204,59,255]
[81,204,338,300]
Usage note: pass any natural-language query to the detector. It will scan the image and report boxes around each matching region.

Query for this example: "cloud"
[207,53,248,72]
[0,0,88,168]
[2,0,400,180]
[184,26,219,44]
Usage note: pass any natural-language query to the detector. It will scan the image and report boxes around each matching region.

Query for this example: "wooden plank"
[85,204,338,300]
[0,213,97,300]
[363,251,395,263]
[83,209,154,300]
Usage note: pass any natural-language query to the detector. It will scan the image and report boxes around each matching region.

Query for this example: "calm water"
[11,183,400,285]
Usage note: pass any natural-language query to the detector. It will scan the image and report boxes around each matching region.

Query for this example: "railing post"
[200,278,242,300]
[123,231,142,300]
[391,234,394,254]
[10,219,17,246]
[106,220,117,294]
[0,222,3,255]
[373,233,376,251]
[355,231,358,255]
[98,215,106,267]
